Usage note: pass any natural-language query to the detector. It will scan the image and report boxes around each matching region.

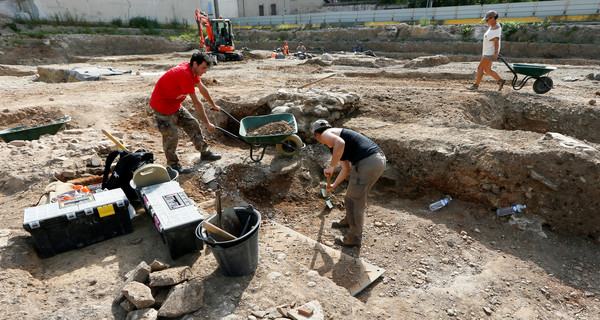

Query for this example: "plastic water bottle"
[496,204,526,217]
[429,196,452,211]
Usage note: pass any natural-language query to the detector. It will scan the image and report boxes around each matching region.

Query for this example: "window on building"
[270,4,277,15]
[259,5,264,16]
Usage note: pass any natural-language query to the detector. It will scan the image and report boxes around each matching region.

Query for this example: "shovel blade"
[325,198,333,209]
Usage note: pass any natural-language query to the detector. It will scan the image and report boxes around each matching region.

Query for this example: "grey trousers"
[154,108,209,166]
[341,152,386,244]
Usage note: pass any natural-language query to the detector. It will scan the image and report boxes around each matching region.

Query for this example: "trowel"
[320,176,333,209]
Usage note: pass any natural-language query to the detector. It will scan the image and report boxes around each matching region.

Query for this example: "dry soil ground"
[0,47,599,320]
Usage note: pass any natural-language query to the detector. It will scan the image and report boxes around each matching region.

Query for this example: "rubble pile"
[247,300,324,320]
[113,260,204,319]
[114,260,325,320]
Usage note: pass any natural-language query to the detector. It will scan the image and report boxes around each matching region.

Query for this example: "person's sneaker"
[498,79,506,91]
[334,236,360,247]
[168,163,192,174]
[467,83,479,90]
[201,151,222,161]
[331,220,349,229]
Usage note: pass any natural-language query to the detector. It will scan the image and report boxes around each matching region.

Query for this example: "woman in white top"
[468,10,506,91]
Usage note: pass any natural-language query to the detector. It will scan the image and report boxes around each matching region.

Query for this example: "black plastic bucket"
[196,205,261,277]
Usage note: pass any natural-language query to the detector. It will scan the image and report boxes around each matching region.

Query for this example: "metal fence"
[231,0,600,26]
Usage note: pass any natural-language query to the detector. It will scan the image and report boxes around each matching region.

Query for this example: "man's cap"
[312,119,331,132]
[483,10,498,21]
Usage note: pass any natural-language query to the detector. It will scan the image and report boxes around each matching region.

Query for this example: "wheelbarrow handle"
[217,108,240,125]
[497,54,515,74]
[215,126,244,142]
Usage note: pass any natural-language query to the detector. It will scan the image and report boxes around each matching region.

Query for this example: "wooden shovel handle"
[203,221,236,241]
[101,129,128,151]
[326,176,331,197]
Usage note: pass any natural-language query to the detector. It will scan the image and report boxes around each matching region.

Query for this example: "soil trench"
[0,32,599,320]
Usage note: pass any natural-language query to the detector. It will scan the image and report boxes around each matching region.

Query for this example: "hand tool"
[320,176,333,209]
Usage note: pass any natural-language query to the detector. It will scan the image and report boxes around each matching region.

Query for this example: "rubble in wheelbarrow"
[247,120,294,136]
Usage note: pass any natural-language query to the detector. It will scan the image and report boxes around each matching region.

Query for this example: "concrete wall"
[237,0,322,17]
[3,0,239,24]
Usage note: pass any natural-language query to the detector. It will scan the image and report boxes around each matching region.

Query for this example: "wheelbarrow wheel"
[533,77,553,94]
[276,134,302,157]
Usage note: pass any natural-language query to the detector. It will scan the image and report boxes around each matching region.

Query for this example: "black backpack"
[102,149,154,202]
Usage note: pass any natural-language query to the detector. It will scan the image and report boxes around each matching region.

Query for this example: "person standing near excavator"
[312,119,386,247]
[283,41,290,55]
[149,52,222,174]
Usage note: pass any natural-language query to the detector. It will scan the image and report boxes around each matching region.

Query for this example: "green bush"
[3,22,20,32]
[501,21,525,41]
[461,25,472,36]
[111,18,123,27]
[129,17,160,29]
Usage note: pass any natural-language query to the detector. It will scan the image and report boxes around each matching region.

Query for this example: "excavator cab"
[213,19,233,48]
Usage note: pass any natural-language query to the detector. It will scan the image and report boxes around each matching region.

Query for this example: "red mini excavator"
[195,9,244,63]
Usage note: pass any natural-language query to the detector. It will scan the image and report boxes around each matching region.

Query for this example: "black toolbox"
[140,181,204,259]
[23,188,134,258]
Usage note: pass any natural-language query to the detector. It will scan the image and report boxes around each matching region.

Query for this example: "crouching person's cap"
[312,119,331,132]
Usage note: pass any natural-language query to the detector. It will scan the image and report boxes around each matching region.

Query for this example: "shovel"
[221,206,243,236]
[216,187,243,236]
[321,176,333,209]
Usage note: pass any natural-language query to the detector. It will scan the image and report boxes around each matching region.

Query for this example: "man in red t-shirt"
[149,52,222,174]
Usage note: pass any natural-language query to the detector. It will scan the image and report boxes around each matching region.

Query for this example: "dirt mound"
[0,106,65,128]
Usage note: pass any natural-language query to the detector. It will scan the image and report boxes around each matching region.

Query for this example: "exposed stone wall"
[234,23,600,60]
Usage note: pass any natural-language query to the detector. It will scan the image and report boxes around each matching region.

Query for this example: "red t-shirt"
[150,62,200,115]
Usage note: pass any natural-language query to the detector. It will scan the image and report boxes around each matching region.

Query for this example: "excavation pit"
[1,47,599,319]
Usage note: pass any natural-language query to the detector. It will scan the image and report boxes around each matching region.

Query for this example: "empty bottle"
[429,196,452,211]
[496,204,526,217]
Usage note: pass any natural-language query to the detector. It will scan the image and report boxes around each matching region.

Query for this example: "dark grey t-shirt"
[329,129,382,165]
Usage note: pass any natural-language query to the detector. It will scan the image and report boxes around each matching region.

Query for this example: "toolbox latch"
[84,208,94,216]
[116,200,125,208]
[98,204,116,218]
[67,212,76,220]
[29,221,40,229]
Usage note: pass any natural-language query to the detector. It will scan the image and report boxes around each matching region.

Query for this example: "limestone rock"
[148,266,192,287]
[114,261,151,303]
[149,259,170,271]
[121,281,155,309]
[157,279,205,317]
[120,299,137,312]
[126,308,158,320]
[287,300,324,320]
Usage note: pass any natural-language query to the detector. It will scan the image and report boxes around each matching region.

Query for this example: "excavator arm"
[195,9,215,51]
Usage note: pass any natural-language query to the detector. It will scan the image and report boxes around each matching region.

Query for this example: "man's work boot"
[331,219,349,229]
[201,151,222,161]
[169,163,192,174]
[334,236,360,247]
[467,83,479,90]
